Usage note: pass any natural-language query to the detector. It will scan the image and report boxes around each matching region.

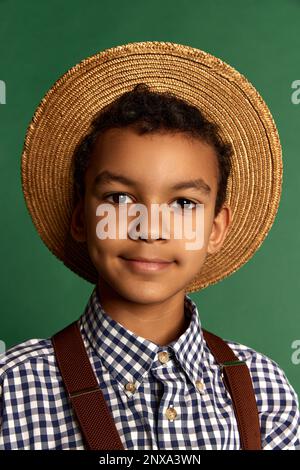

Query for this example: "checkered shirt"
[0,286,299,449]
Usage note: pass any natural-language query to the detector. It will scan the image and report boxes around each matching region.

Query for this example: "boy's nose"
[125,203,172,242]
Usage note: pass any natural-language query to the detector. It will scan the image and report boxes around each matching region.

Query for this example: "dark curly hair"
[73,83,233,217]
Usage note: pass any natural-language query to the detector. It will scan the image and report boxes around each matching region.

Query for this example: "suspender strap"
[52,321,261,450]
[51,320,125,450]
[202,329,262,450]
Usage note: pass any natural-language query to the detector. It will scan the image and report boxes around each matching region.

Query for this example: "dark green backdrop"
[0,0,299,398]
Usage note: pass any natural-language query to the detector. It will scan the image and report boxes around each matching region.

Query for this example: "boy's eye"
[170,198,197,210]
[105,192,133,204]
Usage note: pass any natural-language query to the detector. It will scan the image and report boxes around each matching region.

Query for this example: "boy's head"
[70,83,233,303]
[21,41,282,295]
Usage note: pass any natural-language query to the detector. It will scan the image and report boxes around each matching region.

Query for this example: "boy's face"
[71,127,231,303]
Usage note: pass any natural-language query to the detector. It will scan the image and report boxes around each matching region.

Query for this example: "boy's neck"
[96,281,190,346]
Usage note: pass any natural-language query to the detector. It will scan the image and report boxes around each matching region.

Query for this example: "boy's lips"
[119,255,175,272]
[121,256,174,263]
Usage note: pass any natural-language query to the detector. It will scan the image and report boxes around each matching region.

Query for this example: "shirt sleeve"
[0,382,3,432]
[0,366,30,449]
[0,373,6,448]
[251,352,300,450]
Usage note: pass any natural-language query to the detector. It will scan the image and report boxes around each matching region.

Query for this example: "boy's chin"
[114,283,177,305]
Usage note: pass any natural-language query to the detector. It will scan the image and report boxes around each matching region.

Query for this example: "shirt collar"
[79,286,205,390]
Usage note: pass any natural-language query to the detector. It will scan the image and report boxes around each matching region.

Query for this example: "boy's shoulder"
[0,337,55,380]
[221,337,299,402]
[223,337,289,379]
[223,336,277,364]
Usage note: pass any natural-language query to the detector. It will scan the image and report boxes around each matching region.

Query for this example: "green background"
[0,0,299,399]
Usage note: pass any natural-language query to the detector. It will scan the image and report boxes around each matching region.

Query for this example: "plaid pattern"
[0,286,299,450]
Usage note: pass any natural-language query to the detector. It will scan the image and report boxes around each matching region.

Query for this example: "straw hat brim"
[21,41,283,293]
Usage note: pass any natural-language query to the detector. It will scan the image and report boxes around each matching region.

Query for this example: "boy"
[0,41,299,450]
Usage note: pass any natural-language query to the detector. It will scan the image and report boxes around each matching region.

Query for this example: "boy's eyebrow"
[93,170,211,195]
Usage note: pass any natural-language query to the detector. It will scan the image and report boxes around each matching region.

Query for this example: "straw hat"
[21,41,283,293]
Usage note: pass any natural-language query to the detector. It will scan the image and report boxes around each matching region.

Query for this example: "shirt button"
[195,380,205,393]
[124,382,136,393]
[165,407,177,421]
[158,351,170,364]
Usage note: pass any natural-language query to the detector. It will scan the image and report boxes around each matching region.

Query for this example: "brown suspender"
[52,321,124,450]
[203,329,261,450]
[51,321,262,450]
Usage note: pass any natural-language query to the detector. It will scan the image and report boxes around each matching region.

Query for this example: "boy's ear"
[70,197,86,243]
[207,204,232,255]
